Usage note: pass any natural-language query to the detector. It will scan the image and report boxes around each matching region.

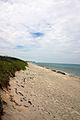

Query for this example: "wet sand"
[2,62,80,120]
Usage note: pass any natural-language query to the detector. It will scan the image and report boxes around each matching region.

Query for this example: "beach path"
[2,63,80,120]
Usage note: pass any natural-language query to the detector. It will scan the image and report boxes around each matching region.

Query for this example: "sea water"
[36,63,80,77]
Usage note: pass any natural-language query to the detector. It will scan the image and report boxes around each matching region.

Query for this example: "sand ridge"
[2,63,80,120]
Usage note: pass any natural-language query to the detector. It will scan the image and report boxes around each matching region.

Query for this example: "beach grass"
[0,56,28,118]
[0,56,28,88]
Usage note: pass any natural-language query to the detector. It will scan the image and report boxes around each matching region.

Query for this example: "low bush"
[0,56,28,118]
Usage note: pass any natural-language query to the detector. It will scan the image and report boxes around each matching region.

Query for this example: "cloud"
[0,0,80,63]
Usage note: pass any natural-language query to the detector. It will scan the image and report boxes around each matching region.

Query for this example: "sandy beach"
[1,62,80,120]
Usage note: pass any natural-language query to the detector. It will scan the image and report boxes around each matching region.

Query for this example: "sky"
[0,0,80,63]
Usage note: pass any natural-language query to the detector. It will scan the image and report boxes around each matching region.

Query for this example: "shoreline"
[33,62,80,78]
[2,62,80,120]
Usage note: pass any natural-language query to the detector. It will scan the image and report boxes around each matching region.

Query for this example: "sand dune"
[2,63,80,120]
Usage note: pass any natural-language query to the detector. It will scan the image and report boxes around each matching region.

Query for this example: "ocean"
[35,63,80,77]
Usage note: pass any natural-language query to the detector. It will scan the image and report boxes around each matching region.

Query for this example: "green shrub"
[0,56,28,88]
[0,56,28,119]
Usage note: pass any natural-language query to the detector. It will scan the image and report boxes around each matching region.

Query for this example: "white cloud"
[0,0,80,63]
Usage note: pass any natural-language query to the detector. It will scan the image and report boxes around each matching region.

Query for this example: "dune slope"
[2,63,80,120]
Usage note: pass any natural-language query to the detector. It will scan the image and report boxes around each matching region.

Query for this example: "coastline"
[34,63,80,78]
[2,62,80,120]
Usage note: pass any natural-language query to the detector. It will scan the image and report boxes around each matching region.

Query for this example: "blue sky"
[16,45,25,49]
[0,0,80,63]
[31,32,44,38]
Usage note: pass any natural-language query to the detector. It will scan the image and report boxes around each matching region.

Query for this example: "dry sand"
[1,62,80,120]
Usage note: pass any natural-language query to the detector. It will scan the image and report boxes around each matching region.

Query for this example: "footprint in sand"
[15,88,18,94]
[16,81,18,83]
[18,92,24,96]
[21,85,24,88]
[10,97,21,106]
[28,100,32,105]
[17,84,20,87]
[29,77,34,79]
[23,78,26,82]
[23,97,27,101]
[20,99,23,102]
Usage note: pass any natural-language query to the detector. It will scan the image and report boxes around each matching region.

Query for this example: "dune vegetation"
[0,56,28,119]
